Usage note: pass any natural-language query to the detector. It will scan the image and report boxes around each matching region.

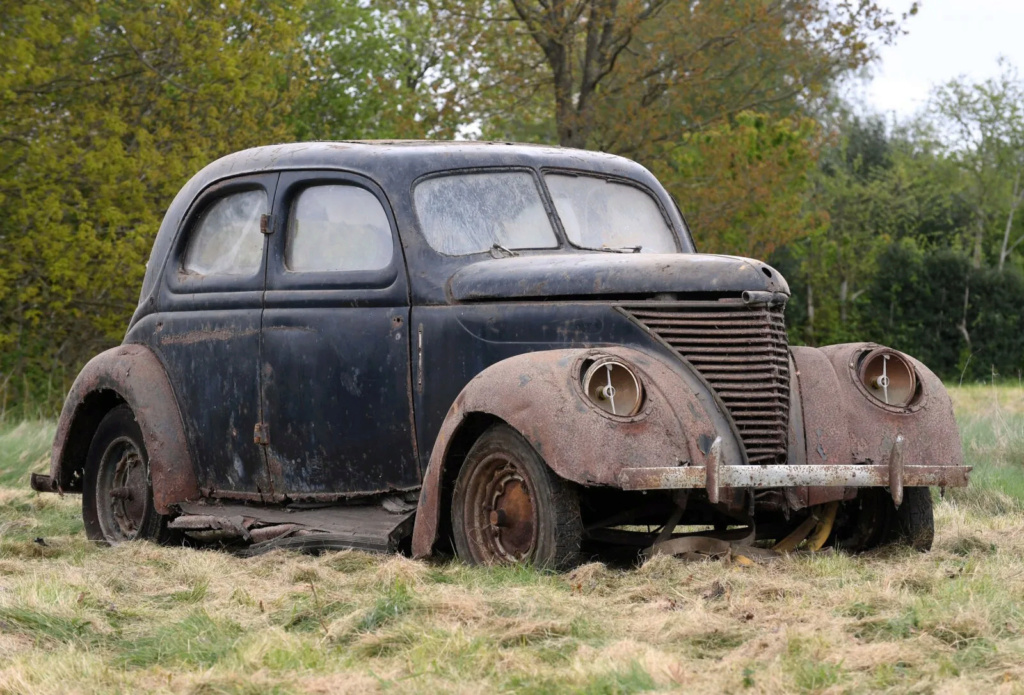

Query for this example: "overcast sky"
[855,0,1024,119]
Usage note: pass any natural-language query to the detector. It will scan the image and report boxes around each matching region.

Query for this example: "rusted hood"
[447,253,790,301]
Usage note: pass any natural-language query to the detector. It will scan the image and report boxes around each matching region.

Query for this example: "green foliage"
[290,0,494,142]
[862,243,1024,380]
[0,0,312,413]
[661,112,823,257]
[778,104,1024,377]
[0,0,1021,402]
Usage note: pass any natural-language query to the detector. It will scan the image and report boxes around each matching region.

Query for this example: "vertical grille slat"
[625,301,791,464]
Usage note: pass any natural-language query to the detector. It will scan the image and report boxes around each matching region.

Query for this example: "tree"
[664,111,821,256]
[291,0,498,141]
[0,0,312,411]
[471,1,914,256]
[488,1,912,150]
[776,112,972,346]
[928,60,1024,271]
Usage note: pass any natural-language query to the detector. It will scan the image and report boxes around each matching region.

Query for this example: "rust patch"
[158,328,258,346]
[411,346,742,558]
[49,344,200,514]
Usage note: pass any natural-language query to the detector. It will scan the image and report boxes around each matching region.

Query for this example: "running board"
[172,500,415,555]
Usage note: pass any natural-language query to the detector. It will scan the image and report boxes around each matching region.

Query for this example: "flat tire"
[82,405,171,544]
[451,423,582,569]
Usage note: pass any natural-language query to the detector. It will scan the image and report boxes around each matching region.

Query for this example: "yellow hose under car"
[772,501,839,553]
[805,501,839,551]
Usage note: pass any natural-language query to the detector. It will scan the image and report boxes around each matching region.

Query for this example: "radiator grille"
[624,300,791,464]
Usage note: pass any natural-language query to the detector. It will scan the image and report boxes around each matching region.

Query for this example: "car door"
[155,173,278,499]
[260,171,419,496]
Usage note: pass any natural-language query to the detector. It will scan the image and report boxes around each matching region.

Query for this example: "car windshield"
[414,169,680,256]
[544,173,678,253]
[414,171,558,255]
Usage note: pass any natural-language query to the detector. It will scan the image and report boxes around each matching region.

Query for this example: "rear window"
[182,189,267,276]
[414,172,558,255]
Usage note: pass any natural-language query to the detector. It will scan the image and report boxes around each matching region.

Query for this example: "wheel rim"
[461,452,538,564]
[95,435,149,542]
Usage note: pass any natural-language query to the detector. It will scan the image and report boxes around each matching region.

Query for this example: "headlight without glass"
[858,348,918,408]
[581,358,643,417]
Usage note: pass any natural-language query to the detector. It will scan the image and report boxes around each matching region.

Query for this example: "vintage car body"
[33,142,968,566]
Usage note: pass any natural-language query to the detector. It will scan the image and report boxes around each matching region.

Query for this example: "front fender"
[411,346,744,558]
[48,344,199,514]
[811,343,963,467]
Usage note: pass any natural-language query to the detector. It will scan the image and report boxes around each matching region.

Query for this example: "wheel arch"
[411,347,741,559]
[424,411,503,556]
[49,344,200,514]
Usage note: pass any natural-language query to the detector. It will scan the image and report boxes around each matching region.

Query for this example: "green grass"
[0,385,1021,693]
[0,419,53,487]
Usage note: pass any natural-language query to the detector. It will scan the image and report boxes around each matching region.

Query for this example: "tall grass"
[0,419,53,487]
[947,384,1024,512]
[0,386,1020,693]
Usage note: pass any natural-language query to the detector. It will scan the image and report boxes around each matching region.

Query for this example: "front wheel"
[82,405,171,544]
[833,487,934,552]
[451,423,582,569]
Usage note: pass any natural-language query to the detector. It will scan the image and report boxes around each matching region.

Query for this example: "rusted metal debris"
[645,503,841,564]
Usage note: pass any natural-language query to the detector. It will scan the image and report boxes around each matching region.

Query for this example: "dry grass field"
[0,386,1022,694]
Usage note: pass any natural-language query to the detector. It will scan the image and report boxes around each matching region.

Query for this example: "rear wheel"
[82,405,171,544]
[833,487,934,552]
[451,423,582,569]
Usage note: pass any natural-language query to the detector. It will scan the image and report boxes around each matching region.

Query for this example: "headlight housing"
[857,348,918,408]
[581,357,644,417]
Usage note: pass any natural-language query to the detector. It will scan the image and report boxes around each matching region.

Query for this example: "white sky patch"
[855,0,1024,118]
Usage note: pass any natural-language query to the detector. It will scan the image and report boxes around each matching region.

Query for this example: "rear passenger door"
[260,171,419,496]
[156,174,278,499]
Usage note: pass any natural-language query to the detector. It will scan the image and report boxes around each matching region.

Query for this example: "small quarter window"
[286,185,393,272]
[183,189,267,276]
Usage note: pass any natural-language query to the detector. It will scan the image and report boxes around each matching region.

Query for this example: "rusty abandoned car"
[32,141,969,568]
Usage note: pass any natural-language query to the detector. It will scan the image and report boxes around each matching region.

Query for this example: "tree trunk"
[806,283,815,346]
[972,214,985,269]
[958,282,971,355]
[839,278,848,325]
[550,46,585,148]
[998,170,1023,272]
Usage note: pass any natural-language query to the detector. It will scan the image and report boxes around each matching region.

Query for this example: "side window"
[286,185,393,272]
[183,189,267,276]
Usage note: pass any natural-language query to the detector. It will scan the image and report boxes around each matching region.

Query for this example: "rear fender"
[411,346,744,558]
[48,344,199,514]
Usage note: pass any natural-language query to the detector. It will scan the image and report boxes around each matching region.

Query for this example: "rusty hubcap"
[463,454,538,563]
[96,436,149,541]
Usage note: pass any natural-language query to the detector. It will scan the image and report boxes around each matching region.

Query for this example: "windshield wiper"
[577,244,643,254]
[490,243,519,258]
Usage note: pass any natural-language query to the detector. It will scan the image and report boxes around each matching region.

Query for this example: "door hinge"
[260,213,274,235]
[254,422,270,446]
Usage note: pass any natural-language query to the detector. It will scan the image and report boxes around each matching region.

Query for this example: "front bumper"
[617,436,971,505]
